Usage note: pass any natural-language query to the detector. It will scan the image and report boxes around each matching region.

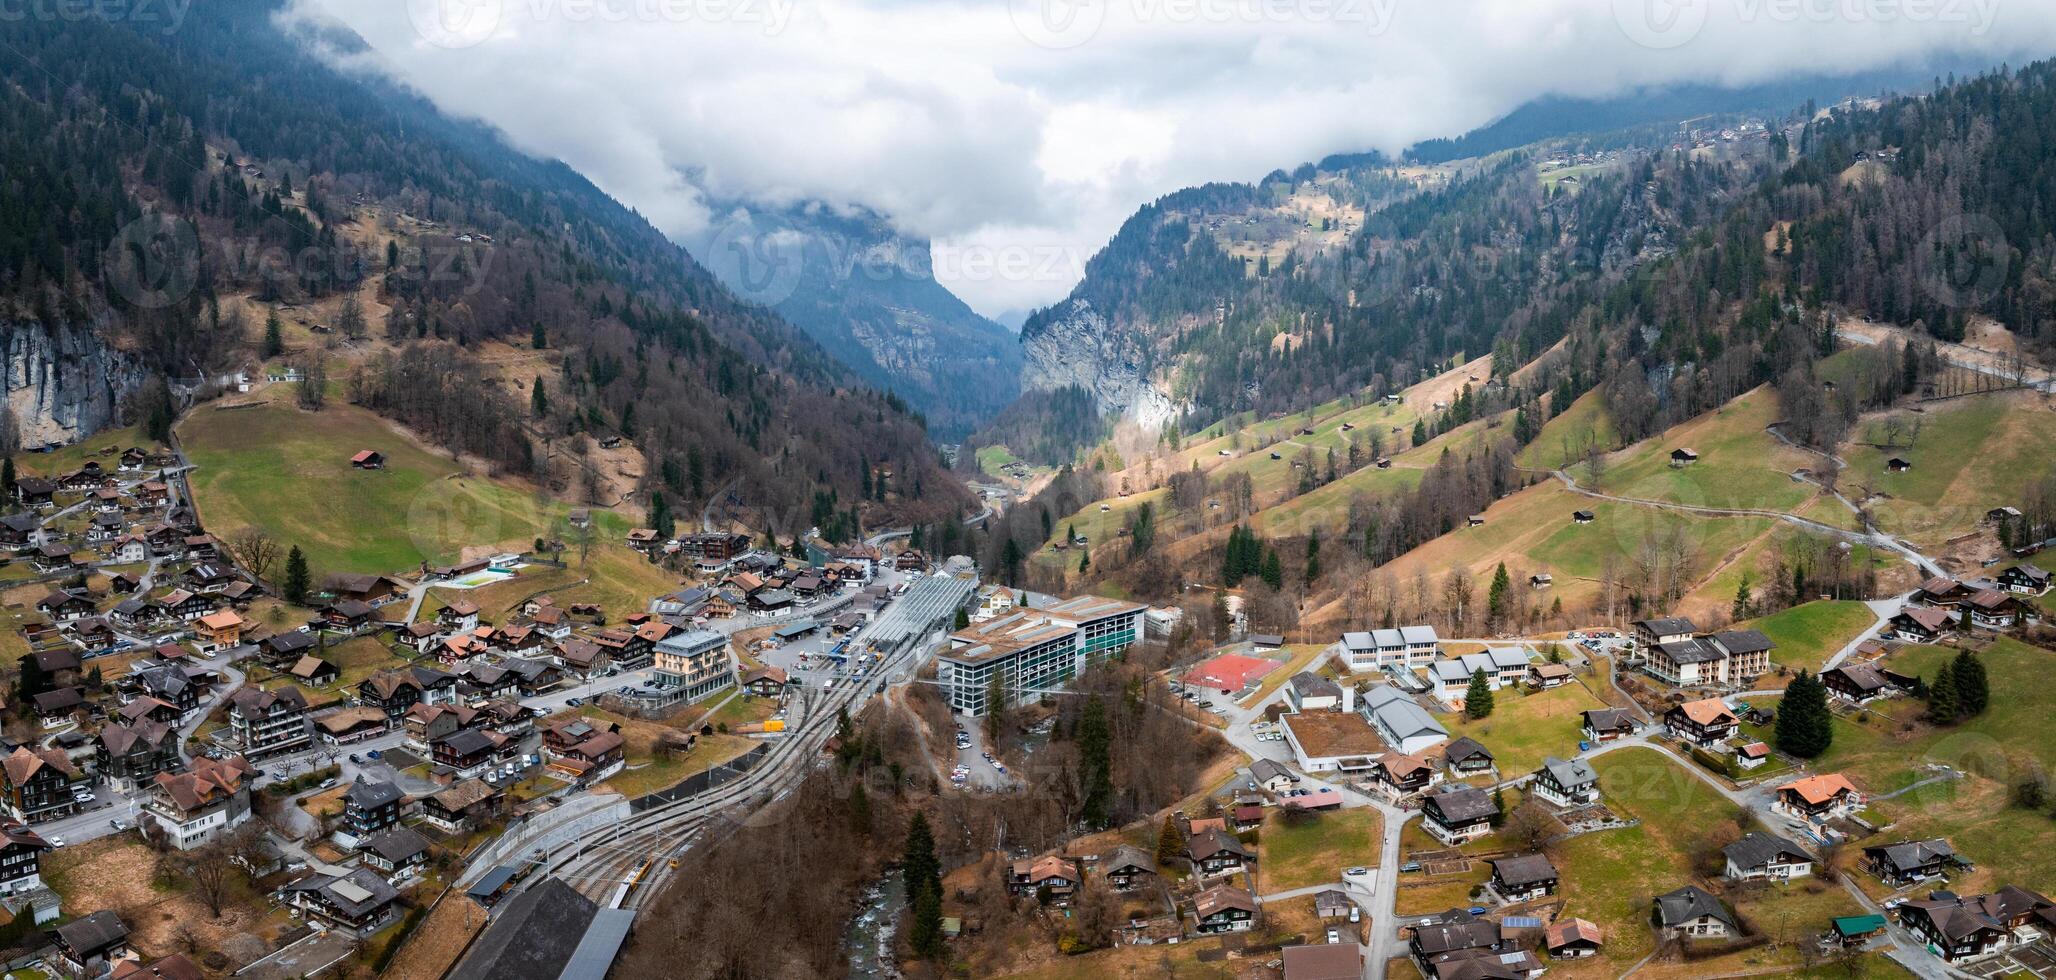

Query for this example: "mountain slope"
[681,202,1020,439]
[0,0,968,530]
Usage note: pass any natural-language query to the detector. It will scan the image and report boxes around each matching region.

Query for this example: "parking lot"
[947,721,1012,791]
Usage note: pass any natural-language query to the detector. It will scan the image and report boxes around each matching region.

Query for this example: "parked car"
[108,818,128,831]
[1401,861,1422,873]
[1344,866,1370,879]
[1326,928,1340,944]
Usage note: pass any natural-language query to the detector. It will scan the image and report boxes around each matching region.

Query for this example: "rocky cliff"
[1019,298,1180,432]
[0,321,146,448]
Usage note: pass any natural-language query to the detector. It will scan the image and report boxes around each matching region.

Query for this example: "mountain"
[679,202,1020,439]
[0,0,968,530]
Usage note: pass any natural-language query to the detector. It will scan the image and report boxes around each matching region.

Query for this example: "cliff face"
[1019,299,1179,432]
[0,321,146,448]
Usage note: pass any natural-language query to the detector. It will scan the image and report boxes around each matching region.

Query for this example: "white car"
[1343,866,1370,879]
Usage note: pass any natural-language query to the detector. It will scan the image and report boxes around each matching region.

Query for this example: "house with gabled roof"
[1862,838,1961,886]
[146,755,256,850]
[1722,831,1813,881]
[1775,774,1861,822]
[1421,786,1495,845]
[1581,707,1637,742]
[1655,885,1734,938]
[1664,698,1737,747]
[1531,757,1599,808]
[1190,884,1259,934]
[1898,886,2056,964]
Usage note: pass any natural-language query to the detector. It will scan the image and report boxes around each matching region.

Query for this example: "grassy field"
[419,543,678,623]
[180,397,585,577]
[1255,807,1382,892]
[1571,387,1816,512]
[1840,390,2056,548]
[1739,600,1879,675]
[1517,389,1618,471]
[16,424,164,477]
[1444,678,1607,778]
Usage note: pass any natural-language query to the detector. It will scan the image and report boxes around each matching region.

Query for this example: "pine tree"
[903,812,944,958]
[530,377,548,418]
[1078,549,1089,575]
[1411,419,1428,447]
[1259,548,1283,590]
[531,322,547,349]
[984,670,1006,741]
[1776,670,1833,757]
[1486,562,1512,630]
[952,607,969,630]
[1465,669,1494,719]
[1156,814,1187,867]
[1079,696,1114,828]
[1489,785,1507,828]
[1951,651,1989,718]
[282,545,310,605]
[1927,666,1959,725]
[0,457,13,497]
[649,492,674,538]
[1731,576,1753,620]
[263,310,284,357]
[1304,533,1321,585]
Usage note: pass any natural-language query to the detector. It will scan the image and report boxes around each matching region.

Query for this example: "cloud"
[294,0,2056,315]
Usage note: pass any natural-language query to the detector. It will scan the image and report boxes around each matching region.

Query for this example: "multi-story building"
[938,595,1145,716]
[228,687,311,757]
[0,822,50,895]
[1642,628,1777,687]
[1336,626,1441,671]
[146,756,257,850]
[651,629,738,707]
[0,747,85,823]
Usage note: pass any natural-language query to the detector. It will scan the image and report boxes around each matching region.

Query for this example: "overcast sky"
[295,0,2055,317]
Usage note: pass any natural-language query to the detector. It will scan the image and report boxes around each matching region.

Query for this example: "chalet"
[1775,773,1862,822]
[1898,886,2056,964]
[259,630,319,665]
[1443,737,1495,776]
[1372,752,1441,797]
[541,717,602,755]
[1528,662,1572,689]
[555,639,607,678]
[475,699,537,738]
[13,477,55,509]
[740,666,789,697]
[435,729,509,777]
[455,664,518,703]
[0,513,38,551]
[1734,741,1771,770]
[1545,918,1604,959]
[319,600,375,632]
[675,532,750,563]
[1191,884,1259,934]
[1669,448,1699,466]
[438,599,481,633]
[1582,708,1637,742]
[182,534,218,561]
[1722,831,1813,881]
[227,686,311,757]
[0,746,83,822]
[1967,589,2027,631]
[501,658,562,695]
[436,633,488,667]
[1571,510,1595,525]
[31,543,76,572]
[1997,563,2053,595]
[32,687,86,728]
[107,572,143,595]
[1915,576,1977,609]
[152,589,213,622]
[341,779,405,840]
[1665,698,1737,747]
[1655,885,1734,938]
[96,721,180,789]
[53,911,132,979]
[421,779,503,833]
[1490,853,1559,902]
[1100,844,1156,891]
[129,664,201,721]
[488,623,546,655]
[133,480,168,506]
[86,510,124,543]
[1232,804,1265,830]
[1531,756,1600,808]
[0,822,49,896]
[289,656,341,687]
[359,826,432,880]
[1375,457,1393,469]
[1821,663,1891,703]
[35,590,95,622]
[399,621,440,654]
[543,731,623,782]
[27,648,80,678]
[1006,854,1081,904]
[325,573,401,604]
[1863,838,1961,886]
[1890,606,1954,643]
[1420,786,1496,845]
[747,589,796,613]
[313,705,390,747]
[349,450,385,469]
[108,533,149,564]
[404,703,482,749]
[280,866,401,934]
[58,462,105,491]
[1186,828,1252,877]
[143,523,185,557]
[196,609,245,651]
[625,528,663,554]
[1408,915,1505,975]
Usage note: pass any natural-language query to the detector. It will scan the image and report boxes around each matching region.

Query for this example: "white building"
[1357,685,1448,754]
[1337,626,1440,671]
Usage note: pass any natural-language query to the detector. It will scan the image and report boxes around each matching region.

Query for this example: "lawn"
[1444,679,1608,778]
[1254,807,1381,892]
[1739,600,1879,675]
[1571,386,1817,513]
[1840,390,2056,548]
[180,396,592,577]
[1516,388,1618,471]
[15,423,163,477]
[419,542,677,624]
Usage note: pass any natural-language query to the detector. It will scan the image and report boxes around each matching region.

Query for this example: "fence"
[629,742,770,812]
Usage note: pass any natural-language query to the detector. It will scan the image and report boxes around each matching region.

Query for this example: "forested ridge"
[0,0,968,529]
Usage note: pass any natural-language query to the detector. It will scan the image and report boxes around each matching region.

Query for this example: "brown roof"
[1898,606,1953,631]
[430,778,501,811]
[1673,698,1737,727]
[1779,773,1860,806]
[112,954,204,980]
[1545,917,1603,949]
[289,656,337,679]
[152,756,255,811]
[1193,884,1257,918]
[3,746,74,785]
[316,706,390,735]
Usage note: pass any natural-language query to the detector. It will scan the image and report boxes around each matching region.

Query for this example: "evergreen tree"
[1156,814,1187,867]
[530,377,548,418]
[952,607,970,630]
[282,545,310,604]
[903,813,944,959]
[1259,548,1283,590]
[1411,419,1428,447]
[1,456,13,497]
[1489,785,1507,828]
[1486,562,1512,630]
[1129,503,1155,553]
[1927,666,1959,725]
[1078,696,1114,828]
[649,492,674,538]
[999,537,1024,585]
[1304,533,1321,585]
[1776,670,1833,757]
[263,310,284,357]
[1731,575,1753,620]
[1951,650,1989,718]
[531,322,547,349]
[984,670,1006,741]
[1465,669,1494,719]
[1078,549,1089,575]
[909,879,944,958]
